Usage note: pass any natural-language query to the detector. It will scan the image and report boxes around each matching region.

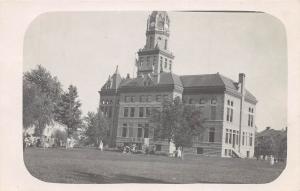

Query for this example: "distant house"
[42,121,68,147]
[24,121,68,147]
[255,127,287,160]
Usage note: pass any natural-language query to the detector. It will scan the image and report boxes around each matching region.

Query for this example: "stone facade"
[99,11,257,158]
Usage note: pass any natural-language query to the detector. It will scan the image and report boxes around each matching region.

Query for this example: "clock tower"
[136,11,175,78]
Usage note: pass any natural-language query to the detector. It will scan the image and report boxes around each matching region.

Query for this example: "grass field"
[23,147,285,184]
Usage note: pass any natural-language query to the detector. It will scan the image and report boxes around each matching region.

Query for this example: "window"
[153,56,157,65]
[160,57,163,67]
[230,108,233,122]
[144,126,149,138]
[248,107,254,127]
[146,107,151,117]
[156,145,162,151]
[130,107,135,117]
[225,129,229,143]
[226,100,234,122]
[149,37,153,48]
[226,108,230,121]
[108,107,112,118]
[164,39,168,49]
[210,106,216,120]
[164,58,167,68]
[169,60,172,70]
[137,143,142,150]
[156,95,162,102]
[137,128,143,138]
[211,99,217,105]
[249,133,253,146]
[146,95,152,102]
[229,129,232,144]
[131,96,135,102]
[124,107,128,117]
[139,107,144,117]
[122,125,127,137]
[147,56,150,66]
[197,147,203,154]
[104,107,108,117]
[140,95,145,102]
[237,131,239,145]
[242,132,245,146]
[199,99,205,104]
[209,128,215,142]
[125,96,130,102]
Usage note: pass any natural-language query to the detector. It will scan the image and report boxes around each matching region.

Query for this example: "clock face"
[157,21,164,29]
[150,22,155,27]
[164,24,169,29]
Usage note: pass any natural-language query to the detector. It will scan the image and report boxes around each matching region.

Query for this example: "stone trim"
[119,85,175,92]
[138,49,174,59]
[146,30,170,37]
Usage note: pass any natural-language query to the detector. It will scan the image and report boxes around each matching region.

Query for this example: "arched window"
[150,36,153,48]
[165,39,168,49]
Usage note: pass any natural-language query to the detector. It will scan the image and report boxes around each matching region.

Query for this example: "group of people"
[257,155,278,165]
[170,146,184,159]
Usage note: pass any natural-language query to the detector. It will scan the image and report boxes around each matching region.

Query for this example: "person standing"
[177,147,182,159]
[99,140,104,151]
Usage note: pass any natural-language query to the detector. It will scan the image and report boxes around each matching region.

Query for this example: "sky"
[23,11,287,131]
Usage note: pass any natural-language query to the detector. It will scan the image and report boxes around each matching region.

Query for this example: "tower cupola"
[136,11,174,77]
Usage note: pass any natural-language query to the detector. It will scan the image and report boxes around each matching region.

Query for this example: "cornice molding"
[138,49,174,59]
[146,30,170,37]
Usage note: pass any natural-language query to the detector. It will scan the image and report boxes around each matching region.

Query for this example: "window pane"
[137,128,142,138]
[144,127,149,138]
[122,127,127,137]
[130,107,135,117]
[124,107,128,117]
[210,106,216,120]
[139,107,144,117]
[146,107,151,117]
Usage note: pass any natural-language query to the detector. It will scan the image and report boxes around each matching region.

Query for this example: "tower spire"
[136,11,174,77]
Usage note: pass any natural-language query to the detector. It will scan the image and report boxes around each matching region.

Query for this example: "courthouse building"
[99,11,257,158]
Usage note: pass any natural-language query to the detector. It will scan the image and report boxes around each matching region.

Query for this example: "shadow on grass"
[72,171,171,184]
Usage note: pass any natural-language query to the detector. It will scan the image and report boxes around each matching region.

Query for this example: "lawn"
[23,147,285,184]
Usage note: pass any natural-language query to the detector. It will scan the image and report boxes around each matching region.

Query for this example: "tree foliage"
[23,65,62,136]
[23,65,83,139]
[255,127,287,160]
[84,110,109,146]
[55,85,82,136]
[150,97,205,148]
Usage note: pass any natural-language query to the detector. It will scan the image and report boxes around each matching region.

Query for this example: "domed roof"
[147,11,170,32]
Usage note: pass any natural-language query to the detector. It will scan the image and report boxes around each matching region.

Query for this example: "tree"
[23,65,62,137]
[254,127,287,161]
[55,85,82,137]
[84,110,109,146]
[150,97,205,149]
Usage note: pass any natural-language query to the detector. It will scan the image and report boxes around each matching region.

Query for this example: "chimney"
[238,73,245,95]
